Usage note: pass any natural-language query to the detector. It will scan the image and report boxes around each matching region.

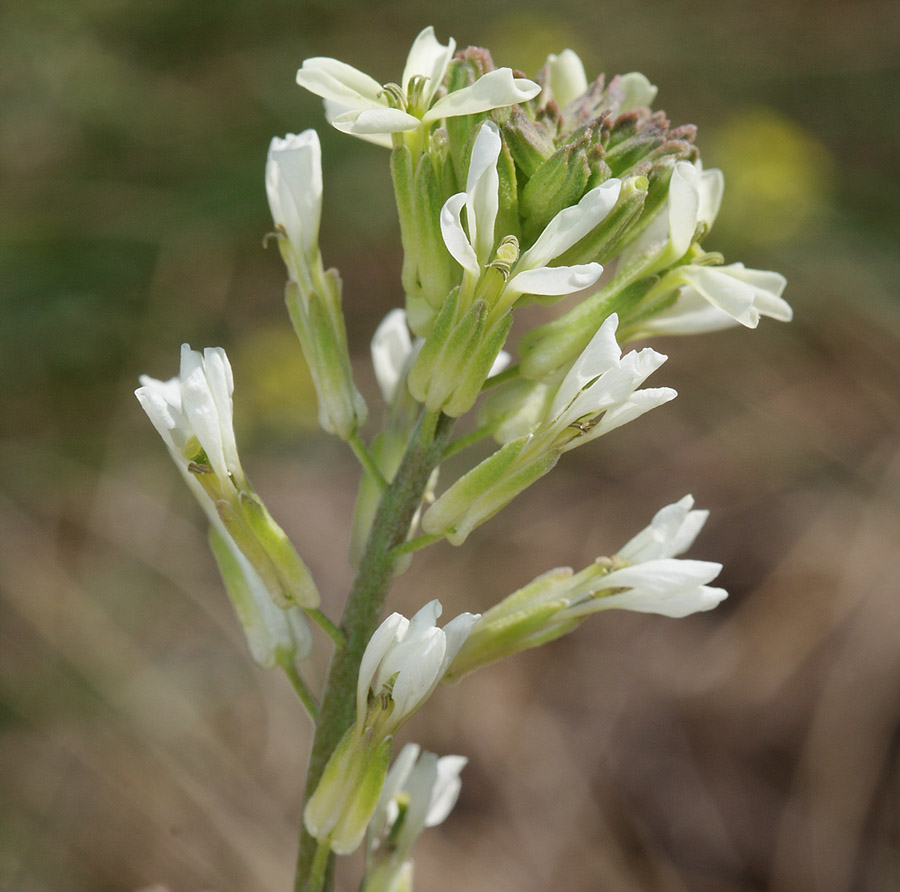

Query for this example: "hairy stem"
[294,409,455,892]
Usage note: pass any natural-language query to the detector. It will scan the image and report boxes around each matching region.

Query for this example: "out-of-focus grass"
[2,1,900,890]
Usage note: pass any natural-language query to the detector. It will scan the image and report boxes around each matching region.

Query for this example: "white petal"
[402,26,456,106]
[439,612,481,671]
[424,754,467,826]
[372,308,413,403]
[200,347,240,474]
[518,179,622,269]
[386,627,446,719]
[489,350,511,377]
[581,387,677,441]
[698,166,725,230]
[590,583,727,618]
[323,100,394,147]
[424,68,541,122]
[680,265,759,327]
[508,262,602,297]
[640,289,741,336]
[603,558,723,594]
[618,495,709,562]
[465,122,502,266]
[549,314,621,419]
[358,612,407,719]
[296,57,385,108]
[546,49,588,108]
[135,380,182,452]
[332,106,422,135]
[667,161,701,260]
[266,131,323,258]
[440,193,479,277]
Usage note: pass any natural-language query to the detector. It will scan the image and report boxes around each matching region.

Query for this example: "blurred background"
[2,0,899,890]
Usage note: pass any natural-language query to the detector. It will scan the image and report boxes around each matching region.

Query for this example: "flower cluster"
[136,25,792,892]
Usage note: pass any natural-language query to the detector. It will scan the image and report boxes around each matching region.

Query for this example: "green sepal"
[519,131,592,245]
[391,144,420,301]
[285,280,367,439]
[422,440,558,545]
[422,298,487,413]
[446,594,570,681]
[407,287,459,404]
[412,149,458,311]
[238,491,321,609]
[208,526,312,668]
[500,104,556,179]
[518,275,658,379]
[304,725,394,856]
[442,312,513,417]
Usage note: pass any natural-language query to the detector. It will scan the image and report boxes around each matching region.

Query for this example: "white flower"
[440,121,622,314]
[530,313,676,452]
[622,159,724,275]
[137,345,320,610]
[358,600,479,734]
[296,27,540,148]
[265,130,322,284]
[136,344,243,493]
[641,262,792,334]
[368,743,466,861]
[447,496,726,678]
[421,315,674,547]
[562,495,728,619]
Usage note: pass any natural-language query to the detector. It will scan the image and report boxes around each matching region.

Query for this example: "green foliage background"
[2,2,899,891]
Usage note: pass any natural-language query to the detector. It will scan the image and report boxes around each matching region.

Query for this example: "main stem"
[294,409,455,892]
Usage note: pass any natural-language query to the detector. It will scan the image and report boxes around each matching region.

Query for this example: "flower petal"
[518,179,622,269]
[465,122,502,266]
[508,262,603,297]
[371,308,413,403]
[266,131,322,263]
[402,26,455,106]
[296,57,385,108]
[424,68,540,122]
[666,161,701,260]
[332,106,422,136]
[440,192,480,277]
[679,265,760,327]
[618,495,709,562]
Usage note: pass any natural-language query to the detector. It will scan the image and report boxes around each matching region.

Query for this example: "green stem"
[293,409,455,892]
[482,362,519,391]
[308,840,332,892]
[348,431,389,494]
[443,423,495,460]
[390,532,441,560]
[278,655,320,724]
[307,608,345,648]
